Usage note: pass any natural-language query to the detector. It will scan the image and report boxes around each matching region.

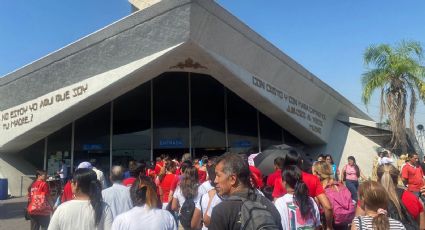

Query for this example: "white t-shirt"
[198,181,214,197]
[48,200,113,230]
[274,194,320,230]
[173,185,204,208]
[112,205,177,230]
[379,157,394,165]
[195,191,222,230]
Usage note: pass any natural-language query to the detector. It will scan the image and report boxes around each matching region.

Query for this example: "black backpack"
[179,198,196,229]
[228,191,281,230]
[387,188,418,230]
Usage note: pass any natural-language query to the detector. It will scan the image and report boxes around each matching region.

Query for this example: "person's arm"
[418,211,425,230]
[191,208,202,229]
[171,197,179,212]
[316,193,333,230]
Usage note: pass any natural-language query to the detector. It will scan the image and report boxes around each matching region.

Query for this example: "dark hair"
[180,166,199,199]
[324,154,334,164]
[408,153,418,159]
[130,162,146,178]
[207,163,217,187]
[180,160,193,174]
[282,165,314,220]
[130,176,160,209]
[73,168,103,226]
[201,155,209,165]
[216,153,251,188]
[382,151,389,158]
[347,156,360,178]
[284,149,302,168]
[274,157,284,169]
[317,154,325,161]
[28,169,47,194]
[166,160,176,172]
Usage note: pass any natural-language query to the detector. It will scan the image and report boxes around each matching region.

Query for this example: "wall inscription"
[251,76,326,134]
[1,84,88,131]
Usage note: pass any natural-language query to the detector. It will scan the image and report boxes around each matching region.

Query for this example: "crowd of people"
[25,149,425,230]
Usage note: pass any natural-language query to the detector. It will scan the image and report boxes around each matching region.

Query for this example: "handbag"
[27,182,51,216]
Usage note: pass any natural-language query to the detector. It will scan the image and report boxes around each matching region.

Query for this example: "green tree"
[362,40,425,152]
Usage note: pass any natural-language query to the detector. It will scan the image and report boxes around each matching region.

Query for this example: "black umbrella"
[254,144,309,176]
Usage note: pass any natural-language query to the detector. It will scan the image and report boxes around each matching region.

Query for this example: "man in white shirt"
[102,166,133,219]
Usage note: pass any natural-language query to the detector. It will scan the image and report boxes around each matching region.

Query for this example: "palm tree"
[362,40,425,152]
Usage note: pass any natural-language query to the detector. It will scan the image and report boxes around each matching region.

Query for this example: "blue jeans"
[345,179,359,201]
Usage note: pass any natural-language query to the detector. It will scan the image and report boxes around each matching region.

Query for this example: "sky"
[1,0,425,126]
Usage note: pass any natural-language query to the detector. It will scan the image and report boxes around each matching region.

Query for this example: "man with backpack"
[209,153,282,230]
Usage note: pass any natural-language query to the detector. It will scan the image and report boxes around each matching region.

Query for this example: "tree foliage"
[362,40,425,152]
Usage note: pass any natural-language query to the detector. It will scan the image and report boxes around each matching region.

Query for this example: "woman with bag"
[340,156,366,202]
[27,169,53,230]
[313,161,355,230]
[191,163,222,230]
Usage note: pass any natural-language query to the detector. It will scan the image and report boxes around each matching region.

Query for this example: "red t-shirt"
[401,163,424,192]
[61,180,73,203]
[401,190,424,220]
[123,177,136,187]
[198,169,207,184]
[30,180,50,197]
[267,169,281,187]
[249,166,263,189]
[159,174,178,203]
[154,161,164,175]
[272,171,324,198]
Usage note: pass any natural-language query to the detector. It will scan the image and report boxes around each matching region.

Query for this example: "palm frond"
[364,44,391,68]
[361,69,388,105]
[395,40,423,60]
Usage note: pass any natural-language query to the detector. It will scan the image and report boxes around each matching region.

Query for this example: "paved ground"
[0,197,29,230]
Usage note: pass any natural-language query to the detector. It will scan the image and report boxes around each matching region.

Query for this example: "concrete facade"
[1,0,387,196]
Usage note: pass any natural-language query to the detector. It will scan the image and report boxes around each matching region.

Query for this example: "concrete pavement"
[0,197,30,230]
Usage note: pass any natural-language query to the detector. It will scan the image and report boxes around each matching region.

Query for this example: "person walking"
[352,181,405,230]
[208,153,281,230]
[340,156,366,202]
[48,168,113,230]
[272,149,334,229]
[313,161,355,230]
[111,176,177,230]
[275,165,321,230]
[57,161,68,186]
[266,157,284,188]
[401,153,424,196]
[159,161,178,209]
[191,163,222,230]
[171,165,201,229]
[102,166,133,219]
[324,155,339,181]
[27,169,53,230]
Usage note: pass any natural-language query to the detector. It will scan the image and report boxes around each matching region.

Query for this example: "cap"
[77,161,93,169]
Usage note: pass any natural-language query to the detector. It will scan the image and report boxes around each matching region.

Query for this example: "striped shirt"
[353,216,405,230]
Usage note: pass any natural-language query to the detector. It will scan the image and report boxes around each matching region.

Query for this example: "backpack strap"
[357,216,363,230]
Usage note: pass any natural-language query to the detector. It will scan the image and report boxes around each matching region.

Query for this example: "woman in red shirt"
[27,169,52,230]
[159,160,178,209]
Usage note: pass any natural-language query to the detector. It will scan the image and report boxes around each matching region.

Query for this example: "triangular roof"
[0,0,371,152]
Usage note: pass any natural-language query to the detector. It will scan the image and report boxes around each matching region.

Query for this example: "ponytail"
[294,181,313,219]
[282,166,314,220]
[373,211,390,230]
[73,168,104,227]
[89,180,103,226]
